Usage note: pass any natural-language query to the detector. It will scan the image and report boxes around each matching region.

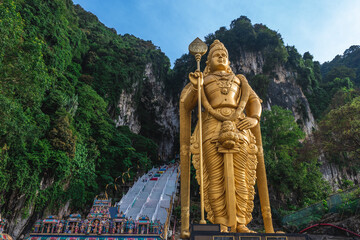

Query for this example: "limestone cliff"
[320,156,360,189]
[3,181,72,240]
[114,63,179,160]
[141,64,179,159]
[115,85,141,134]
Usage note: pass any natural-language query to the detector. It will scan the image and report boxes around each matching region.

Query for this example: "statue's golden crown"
[204,39,231,76]
[207,39,228,61]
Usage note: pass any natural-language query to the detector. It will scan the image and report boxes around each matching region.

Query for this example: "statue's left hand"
[236,117,258,130]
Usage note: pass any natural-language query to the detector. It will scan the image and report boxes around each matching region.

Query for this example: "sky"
[72,0,360,67]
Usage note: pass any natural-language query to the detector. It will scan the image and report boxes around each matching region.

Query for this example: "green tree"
[0,0,162,222]
[321,45,360,86]
[261,106,328,207]
[247,74,270,100]
[323,66,356,83]
[315,96,360,169]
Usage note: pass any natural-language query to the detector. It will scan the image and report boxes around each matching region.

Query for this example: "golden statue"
[180,39,274,238]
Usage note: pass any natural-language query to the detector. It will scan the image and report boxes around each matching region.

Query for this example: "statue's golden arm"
[246,95,275,233]
[179,83,197,239]
[245,90,262,120]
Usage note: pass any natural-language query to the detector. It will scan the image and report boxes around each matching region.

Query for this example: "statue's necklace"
[213,73,235,95]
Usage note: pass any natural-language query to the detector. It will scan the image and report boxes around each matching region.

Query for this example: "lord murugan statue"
[180,39,274,238]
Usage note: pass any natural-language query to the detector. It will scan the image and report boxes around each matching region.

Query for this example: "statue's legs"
[203,140,251,229]
[233,147,248,226]
[233,135,258,233]
[203,140,227,225]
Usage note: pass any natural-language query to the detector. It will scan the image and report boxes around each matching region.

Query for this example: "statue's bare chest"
[204,74,241,108]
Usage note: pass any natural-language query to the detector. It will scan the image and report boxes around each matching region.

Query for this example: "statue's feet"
[220,225,229,233]
[236,224,256,233]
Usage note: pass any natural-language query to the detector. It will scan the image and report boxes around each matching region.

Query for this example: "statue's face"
[209,49,229,72]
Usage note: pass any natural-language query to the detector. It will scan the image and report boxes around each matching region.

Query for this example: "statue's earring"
[226,61,231,73]
[206,61,210,71]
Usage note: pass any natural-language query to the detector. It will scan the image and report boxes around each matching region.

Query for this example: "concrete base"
[190,224,309,240]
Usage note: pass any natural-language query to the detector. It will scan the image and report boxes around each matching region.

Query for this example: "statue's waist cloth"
[190,108,258,226]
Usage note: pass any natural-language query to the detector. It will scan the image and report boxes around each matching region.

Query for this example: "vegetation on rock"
[0,0,163,221]
[315,92,360,171]
[261,106,329,208]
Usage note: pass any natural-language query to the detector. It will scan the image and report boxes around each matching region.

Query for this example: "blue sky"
[73,0,360,67]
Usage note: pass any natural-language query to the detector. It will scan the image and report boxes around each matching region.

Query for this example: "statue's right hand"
[189,70,203,88]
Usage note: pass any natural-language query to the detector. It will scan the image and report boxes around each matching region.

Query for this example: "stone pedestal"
[190,224,309,240]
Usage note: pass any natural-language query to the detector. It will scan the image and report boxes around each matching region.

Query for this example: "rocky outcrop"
[266,67,316,135]
[231,48,265,75]
[141,63,179,159]
[4,191,34,239]
[320,155,360,190]
[4,181,72,239]
[115,86,141,133]
[114,63,179,160]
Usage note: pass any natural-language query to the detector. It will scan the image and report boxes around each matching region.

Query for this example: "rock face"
[320,155,360,189]
[4,181,72,240]
[115,86,141,134]
[231,48,316,135]
[114,63,179,160]
[266,68,316,136]
[4,191,34,239]
[140,63,179,159]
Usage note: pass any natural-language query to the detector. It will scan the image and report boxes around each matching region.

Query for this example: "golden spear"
[189,37,208,225]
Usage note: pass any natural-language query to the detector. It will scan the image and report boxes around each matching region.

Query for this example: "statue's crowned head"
[204,39,232,76]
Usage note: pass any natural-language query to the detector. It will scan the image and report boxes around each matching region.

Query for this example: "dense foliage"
[205,16,288,73]
[75,5,170,117]
[285,46,358,119]
[261,106,329,208]
[321,45,360,86]
[0,0,164,218]
[314,91,360,173]
[310,46,360,175]
[75,5,172,146]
